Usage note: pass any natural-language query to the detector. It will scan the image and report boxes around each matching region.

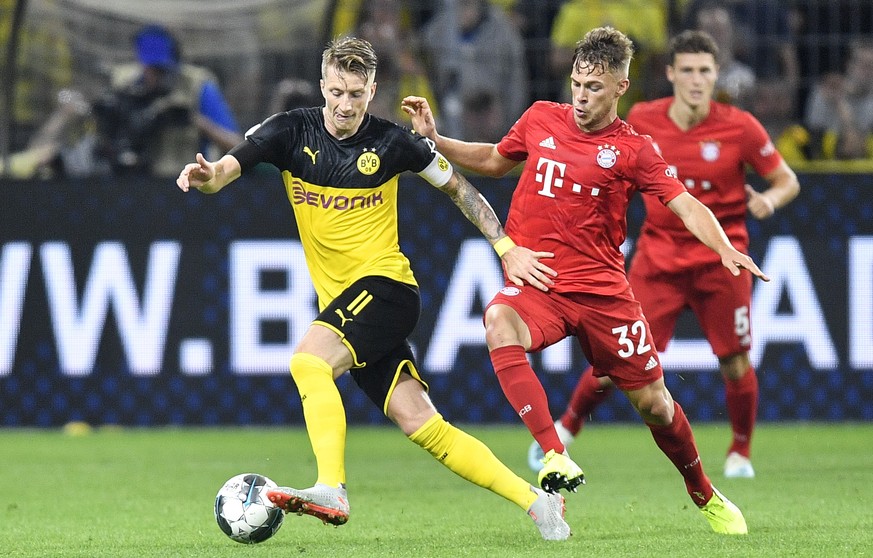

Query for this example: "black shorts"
[314,276,428,414]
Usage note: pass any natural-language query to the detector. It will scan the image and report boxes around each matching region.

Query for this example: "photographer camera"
[94,77,191,173]
[95,24,241,177]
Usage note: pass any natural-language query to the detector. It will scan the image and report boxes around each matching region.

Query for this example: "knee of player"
[650,395,675,423]
[718,352,751,380]
[390,406,439,437]
[386,383,439,436]
[483,304,527,349]
[631,384,675,424]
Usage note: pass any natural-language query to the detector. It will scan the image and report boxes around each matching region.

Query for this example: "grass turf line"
[1,423,871,557]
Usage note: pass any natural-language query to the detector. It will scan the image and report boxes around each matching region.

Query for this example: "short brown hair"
[573,26,634,77]
[321,36,378,82]
[668,30,720,63]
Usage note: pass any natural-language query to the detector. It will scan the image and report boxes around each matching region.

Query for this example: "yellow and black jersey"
[231,107,453,309]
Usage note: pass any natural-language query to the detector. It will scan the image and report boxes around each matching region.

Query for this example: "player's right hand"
[176,152,214,192]
[502,246,557,292]
[401,96,437,140]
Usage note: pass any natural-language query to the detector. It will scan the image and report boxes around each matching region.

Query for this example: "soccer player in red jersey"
[536,30,800,481]
[403,26,767,534]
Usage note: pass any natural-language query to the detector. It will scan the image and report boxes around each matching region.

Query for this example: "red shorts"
[486,284,662,391]
[628,249,753,358]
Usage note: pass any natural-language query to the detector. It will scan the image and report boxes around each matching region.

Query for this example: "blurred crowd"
[3,0,873,179]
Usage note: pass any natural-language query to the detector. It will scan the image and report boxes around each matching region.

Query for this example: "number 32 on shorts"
[611,320,652,358]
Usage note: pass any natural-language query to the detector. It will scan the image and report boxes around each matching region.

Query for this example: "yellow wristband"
[493,236,516,258]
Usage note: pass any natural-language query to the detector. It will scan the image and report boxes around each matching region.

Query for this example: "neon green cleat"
[699,486,748,535]
[537,450,585,494]
[528,422,576,473]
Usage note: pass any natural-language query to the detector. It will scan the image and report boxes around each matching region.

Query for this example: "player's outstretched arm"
[667,192,770,281]
[401,96,517,178]
[438,170,556,291]
[177,152,242,194]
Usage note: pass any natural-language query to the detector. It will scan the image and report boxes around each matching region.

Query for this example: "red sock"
[560,365,612,435]
[724,366,758,457]
[490,345,564,454]
[647,402,712,506]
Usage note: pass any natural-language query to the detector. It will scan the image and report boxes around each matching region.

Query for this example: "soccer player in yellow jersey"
[177,36,569,540]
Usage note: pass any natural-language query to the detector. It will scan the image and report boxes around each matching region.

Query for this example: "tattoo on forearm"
[441,171,503,243]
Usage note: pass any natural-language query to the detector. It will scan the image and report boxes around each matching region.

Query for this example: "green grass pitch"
[1,423,871,557]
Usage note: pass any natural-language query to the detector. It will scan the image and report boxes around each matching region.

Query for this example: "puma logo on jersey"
[303,146,319,164]
[334,309,353,327]
[335,290,374,328]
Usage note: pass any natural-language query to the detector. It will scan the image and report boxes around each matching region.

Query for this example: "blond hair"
[321,36,378,82]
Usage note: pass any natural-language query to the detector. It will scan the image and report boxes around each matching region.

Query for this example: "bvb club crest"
[357,149,380,175]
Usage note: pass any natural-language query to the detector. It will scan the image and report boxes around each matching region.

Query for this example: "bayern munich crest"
[499,286,521,296]
[596,144,618,168]
[700,141,721,161]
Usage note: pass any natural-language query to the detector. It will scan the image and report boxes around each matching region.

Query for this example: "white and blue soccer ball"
[214,473,284,544]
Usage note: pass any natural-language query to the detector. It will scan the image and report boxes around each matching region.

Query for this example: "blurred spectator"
[355,0,439,123]
[750,78,810,164]
[0,0,72,152]
[92,24,242,177]
[0,88,93,178]
[794,0,873,110]
[682,0,800,98]
[421,0,528,140]
[330,0,434,38]
[2,24,242,179]
[693,2,756,108]
[803,39,873,160]
[509,0,564,103]
[269,79,320,114]
[549,0,669,115]
[460,89,505,143]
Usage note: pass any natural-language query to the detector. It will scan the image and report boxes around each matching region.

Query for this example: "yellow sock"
[290,353,346,487]
[408,413,536,510]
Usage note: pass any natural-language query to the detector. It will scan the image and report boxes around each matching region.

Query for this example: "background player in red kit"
[403,26,766,535]
[534,30,800,480]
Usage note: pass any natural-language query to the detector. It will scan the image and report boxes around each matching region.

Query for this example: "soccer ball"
[214,473,285,544]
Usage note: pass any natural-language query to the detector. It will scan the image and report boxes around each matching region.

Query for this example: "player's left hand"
[720,248,770,282]
[501,246,557,291]
[745,184,776,219]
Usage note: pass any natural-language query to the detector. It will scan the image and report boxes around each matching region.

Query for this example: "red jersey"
[626,98,783,270]
[497,101,687,295]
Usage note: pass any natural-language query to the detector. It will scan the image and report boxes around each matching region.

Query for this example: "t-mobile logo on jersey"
[534,156,586,198]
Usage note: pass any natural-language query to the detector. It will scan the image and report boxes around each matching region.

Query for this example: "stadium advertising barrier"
[1,171,871,426]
